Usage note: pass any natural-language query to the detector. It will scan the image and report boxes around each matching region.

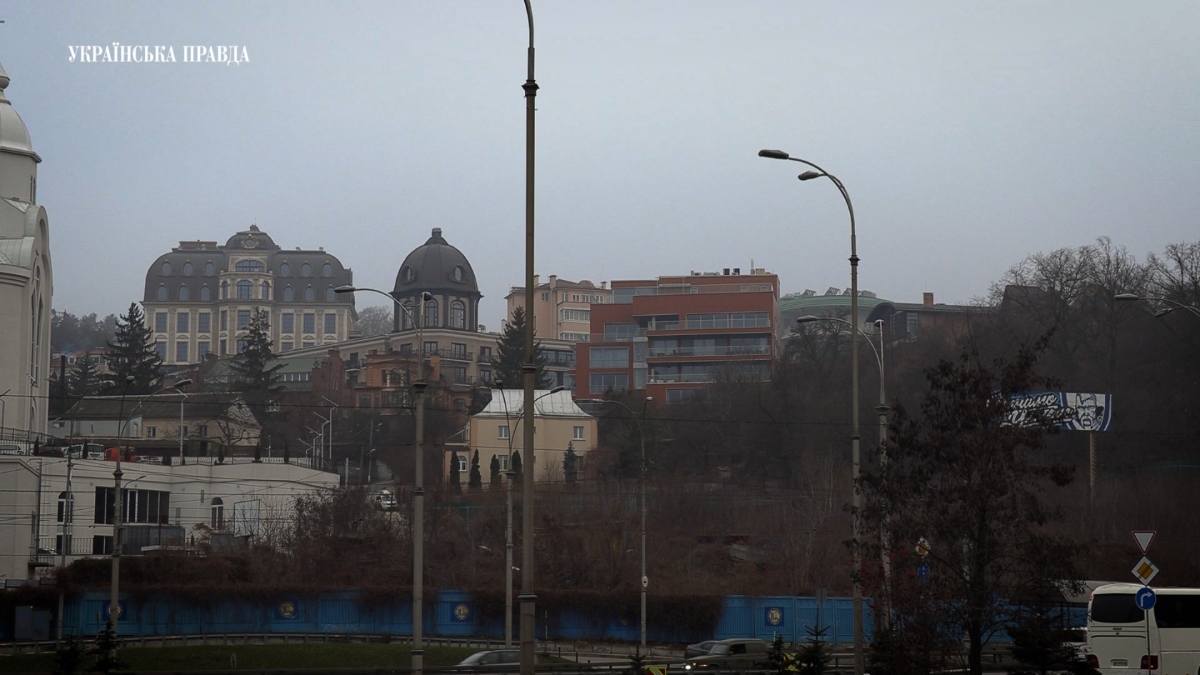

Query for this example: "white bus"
[1088,583,1200,674]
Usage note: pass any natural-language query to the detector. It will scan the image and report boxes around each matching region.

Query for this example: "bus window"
[1156,595,1200,629]
[1091,593,1144,624]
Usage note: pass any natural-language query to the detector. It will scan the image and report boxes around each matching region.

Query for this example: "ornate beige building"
[141,226,356,365]
[0,60,53,442]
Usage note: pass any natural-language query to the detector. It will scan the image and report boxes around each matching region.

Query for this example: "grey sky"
[4,1,1197,330]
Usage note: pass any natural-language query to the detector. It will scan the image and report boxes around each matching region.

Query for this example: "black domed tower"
[392,228,482,332]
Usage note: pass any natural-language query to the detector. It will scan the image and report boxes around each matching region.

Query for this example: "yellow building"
[463,389,597,483]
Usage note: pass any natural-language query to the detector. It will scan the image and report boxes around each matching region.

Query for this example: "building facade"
[141,226,356,366]
[575,269,780,404]
[466,389,597,483]
[505,274,613,343]
[0,60,53,443]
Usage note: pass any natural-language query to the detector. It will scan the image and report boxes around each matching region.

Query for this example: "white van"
[1088,582,1200,674]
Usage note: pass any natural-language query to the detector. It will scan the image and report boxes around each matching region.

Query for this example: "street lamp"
[493,381,565,647]
[579,397,652,647]
[336,284,431,675]
[172,381,192,465]
[761,148,864,675]
[109,375,135,643]
[1115,293,1200,319]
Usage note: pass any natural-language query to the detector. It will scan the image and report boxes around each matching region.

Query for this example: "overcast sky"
[3,1,1197,329]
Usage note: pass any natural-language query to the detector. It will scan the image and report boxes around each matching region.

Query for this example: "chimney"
[533,274,540,286]
[549,275,557,286]
[600,281,607,289]
[723,268,730,276]
[923,292,934,307]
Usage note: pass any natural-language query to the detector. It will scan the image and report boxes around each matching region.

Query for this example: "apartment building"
[506,275,613,343]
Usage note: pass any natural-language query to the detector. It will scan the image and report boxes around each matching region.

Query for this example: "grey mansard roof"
[393,228,481,298]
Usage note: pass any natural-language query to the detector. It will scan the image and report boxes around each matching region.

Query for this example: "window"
[261,281,271,299]
[686,313,730,329]
[497,454,510,471]
[424,299,438,328]
[236,338,249,354]
[322,262,333,277]
[302,340,315,348]
[182,262,193,276]
[301,263,312,277]
[450,301,465,329]
[423,341,438,356]
[284,286,294,301]
[667,388,708,405]
[401,303,414,330]
[156,285,167,301]
[282,313,294,333]
[237,280,252,299]
[199,285,211,301]
[221,281,228,299]
[447,366,467,384]
[220,310,228,331]
[175,342,188,362]
[56,491,73,523]
[590,347,629,369]
[479,369,492,383]
[1155,595,1200,628]
[561,308,590,322]
[176,312,189,332]
[305,286,315,302]
[180,425,188,438]
[907,313,920,340]
[498,425,510,439]
[452,266,464,282]
[281,341,293,352]
[211,497,224,529]
[237,310,251,329]
[161,262,172,276]
[604,323,640,340]
[450,343,468,360]
[325,287,336,302]
[155,312,168,332]
[573,426,585,440]
[235,259,264,272]
[145,426,157,438]
[324,313,337,334]
[198,312,210,332]
[219,339,227,355]
[303,313,315,333]
[479,346,492,362]
[542,292,549,301]
[280,262,290,276]
[197,341,210,360]
[205,262,215,276]
[197,424,207,437]
[178,286,190,301]
[456,454,468,472]
[730,312,770,328]
[454,399,467,411]
[589,373,628,394]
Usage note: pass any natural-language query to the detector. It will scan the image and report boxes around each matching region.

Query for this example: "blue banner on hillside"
[1007,392,1112,431]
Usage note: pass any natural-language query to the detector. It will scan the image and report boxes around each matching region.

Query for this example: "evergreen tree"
[468,449,483,488]
[491,306,551,389]
[449,454,462,494]
[563,442,579,483]
[104,303,162,395]
[90,620,126,674]
[489,455,501,487]
[69,355,102,397]
[229,312,284,406]
[511,450,523,479]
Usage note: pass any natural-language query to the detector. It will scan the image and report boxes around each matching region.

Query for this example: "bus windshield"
[1092,593,1144,624]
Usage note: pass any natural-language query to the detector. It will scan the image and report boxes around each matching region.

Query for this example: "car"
[684,640,719,660]
[455,649,535,669]
[682,638,769,671]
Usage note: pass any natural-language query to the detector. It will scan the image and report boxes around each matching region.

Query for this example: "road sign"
[1135,587,1157,611]
[916,537,930,557]
[1132,557,1160,585]
[645,666,667,675]
[1133,531,1156,554]
[917,563,930,583]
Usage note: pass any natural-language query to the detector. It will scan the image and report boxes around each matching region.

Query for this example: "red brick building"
[575,269,780,404]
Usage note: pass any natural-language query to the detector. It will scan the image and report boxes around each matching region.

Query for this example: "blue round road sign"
[1135,586,1157,611]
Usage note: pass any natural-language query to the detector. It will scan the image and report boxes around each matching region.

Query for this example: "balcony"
[647,345,771,358]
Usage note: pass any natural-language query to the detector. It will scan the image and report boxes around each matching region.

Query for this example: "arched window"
[234,259,265,272]
[200,285,211,301]
[423,299,439,328]
[301,263,312,278]
[325,287,336,302]
[182,262,194,276]
[450,301,465,329]
[261,281,271,299]
[237,280,252,300]
[280,262,291,276]
[401,303,414,330]
[322,262,333,277]
[57,491,73,523]
[157,285,168,301]
[179,286,190,301]
[205,261,215,276]
[221,281,229,299]
[161,261,172,276]
[304,287,315,302]
[211,497,224,529]
[283,286,294,302]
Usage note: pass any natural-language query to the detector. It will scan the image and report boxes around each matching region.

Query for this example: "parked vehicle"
[1088,582,1200,674]
[455,650,535,669]
[682,638,769,671]
[370,489,398,511]
[684,640,719,660]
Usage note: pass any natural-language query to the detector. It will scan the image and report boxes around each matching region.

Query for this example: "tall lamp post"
[335,284,430,675]
[760,148,863,675]
[1115,293,1200,319]
[580,397,652,647]
[519,3,540,674]
[493,382,565,647]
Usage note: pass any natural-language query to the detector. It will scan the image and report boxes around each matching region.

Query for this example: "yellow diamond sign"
[1132,556,1159,585]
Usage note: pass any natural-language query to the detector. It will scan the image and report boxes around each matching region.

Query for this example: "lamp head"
[1113,293,1141,302]
[1154,308,1175,318]
[549,385,566,394]
[174,378,193,388]
[421,292,433,302]
[333,285,357,294]
[758,149,790,160]
[796,315,822,325]
[797,171,824,181]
